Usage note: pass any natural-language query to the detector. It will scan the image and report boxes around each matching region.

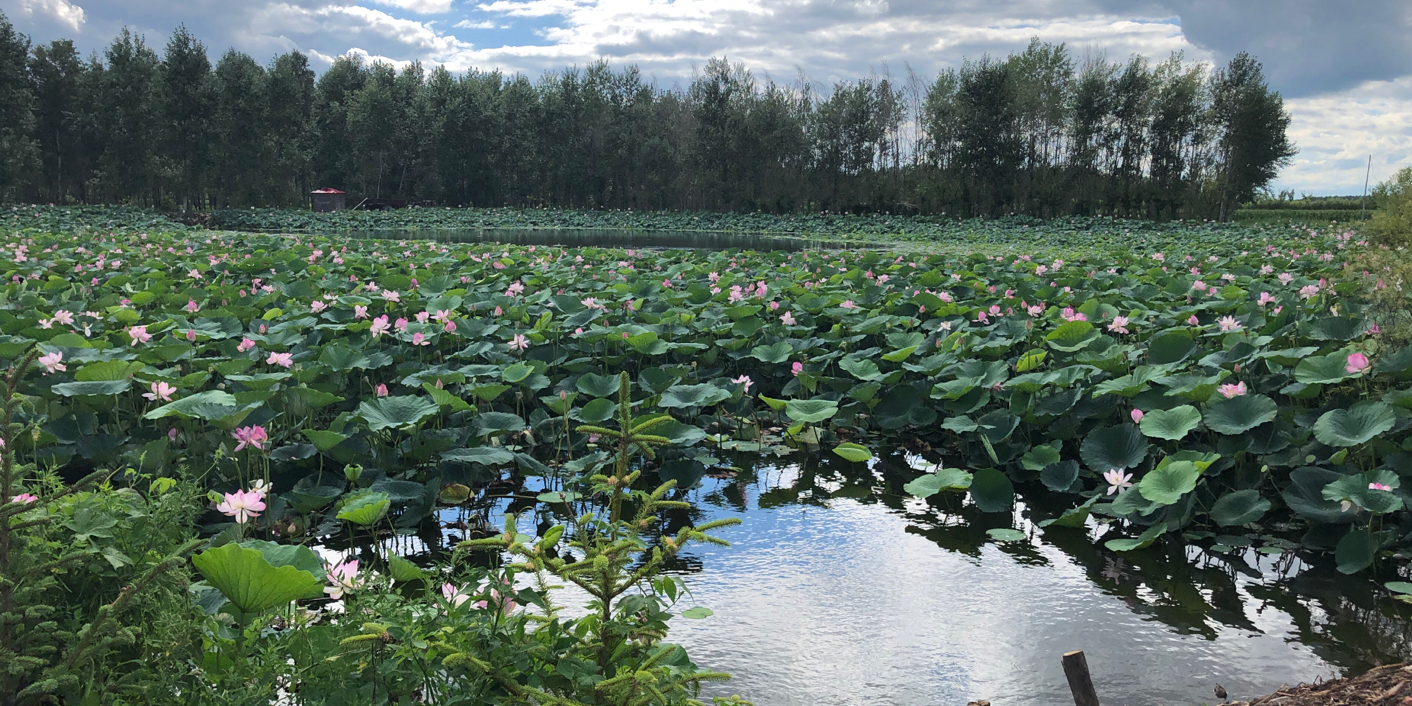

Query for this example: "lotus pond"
[3,219,1412,704]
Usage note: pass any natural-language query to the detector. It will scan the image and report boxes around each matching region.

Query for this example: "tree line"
[0,12,1295,220]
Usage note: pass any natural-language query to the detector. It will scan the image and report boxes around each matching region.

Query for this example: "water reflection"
[348,450,1412,705]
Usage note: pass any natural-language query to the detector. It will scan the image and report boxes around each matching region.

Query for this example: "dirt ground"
[1229,664,1412,705]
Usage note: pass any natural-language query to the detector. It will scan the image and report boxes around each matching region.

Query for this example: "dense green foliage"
[2,356,746,706]
[1234,208,1363,224]
[1,13,1294,220]
[3,208,1411,701]
[1369,167,1412,247]
[0,217,1404,576]
[4,203,1334,253]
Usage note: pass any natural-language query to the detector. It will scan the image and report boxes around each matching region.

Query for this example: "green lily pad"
[903,467,972,498]
[191,543,324,614]
[356,395,439,431]
[784,398,838,424]
[1203,394,1278,435]
[1137,460,1200,506]
[337,491,391,526]
[1313,402,1396,447]
[750,342,793,364]
[969,468,1014,512]
[1210,489,1271,526]
[1138,405,1202,441]
[832,443,874,463]
[659,383,732,409]
[52,380,131,397]
[1080,424,1148,472]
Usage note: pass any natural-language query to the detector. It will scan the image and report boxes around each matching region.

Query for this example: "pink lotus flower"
[662,279,673,288]
[1103,469,1133,495]
[1217,316,1242,332]
[186,328,197,342]
[1130,409,1144,423]
[732,374,753,391]
[1108,316,1130,334]
[267,351,293,368]
[412,332,430,346]
[142,381,177,402]
[509,334,530,352]
[442,582,470,608]
[383,290,401,303]
[354,305,369,319]
[840,300,856,310]
[186,299,200,313]
[127,325,152,345]
[395,317,409,331]
[37,352,65,375]
[444,320,457,333]
[376,383,389,397]
[1186,315,1199,326]
[237,337,256,353]
[310,300,327,313]
[11,493,38,505]
[324,560,361,600]
[231,425,268,452]
[781,311,796,326]
[1257,292,1275,306]
[791,361,804,376]
[1370,482,1394,492]
[415,310,430,324]
[217,489,265,523]
[1299,284,1320,299]
[370,315,390,338]
[1346,352,1370,373]
[52,310,74,326]
[1217,381,1248,399]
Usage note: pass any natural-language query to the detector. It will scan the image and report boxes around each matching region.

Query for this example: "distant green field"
[1233,208,1367,224]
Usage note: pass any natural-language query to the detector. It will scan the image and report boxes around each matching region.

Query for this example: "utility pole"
[1361,155,1372,221]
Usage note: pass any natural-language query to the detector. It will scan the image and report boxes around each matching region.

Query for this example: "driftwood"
[1229,664,1412,706]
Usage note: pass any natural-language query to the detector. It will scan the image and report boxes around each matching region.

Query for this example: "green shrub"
[1368,166,1412,246]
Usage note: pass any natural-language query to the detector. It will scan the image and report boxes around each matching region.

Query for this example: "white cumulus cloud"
[367,0,454,15]
[11,0,86,31]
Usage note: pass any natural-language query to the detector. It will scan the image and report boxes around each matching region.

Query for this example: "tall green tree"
[266,51,316,204]
[1210,52,1296,220]
[94,29,161,203]
[27,39,85,202]
[211,50,269,205]
[955,57,1022,215]
[0,11,38,200]
[159,25,213,208]
[311,55,367,192]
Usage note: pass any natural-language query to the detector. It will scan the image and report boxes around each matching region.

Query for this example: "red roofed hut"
[311,188,346,212]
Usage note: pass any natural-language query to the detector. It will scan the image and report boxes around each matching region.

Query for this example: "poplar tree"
[0,12,37,200]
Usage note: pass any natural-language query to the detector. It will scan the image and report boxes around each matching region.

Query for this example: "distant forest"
[0,12,1295,220]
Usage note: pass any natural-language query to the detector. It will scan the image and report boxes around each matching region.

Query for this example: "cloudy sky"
[4,0,1409,195]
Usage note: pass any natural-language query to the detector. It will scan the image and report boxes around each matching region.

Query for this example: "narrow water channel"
[412,451,1407,706]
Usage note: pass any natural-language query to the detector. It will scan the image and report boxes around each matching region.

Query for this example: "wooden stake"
[1361,155,1372,222]
[1062,650,1100,706]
